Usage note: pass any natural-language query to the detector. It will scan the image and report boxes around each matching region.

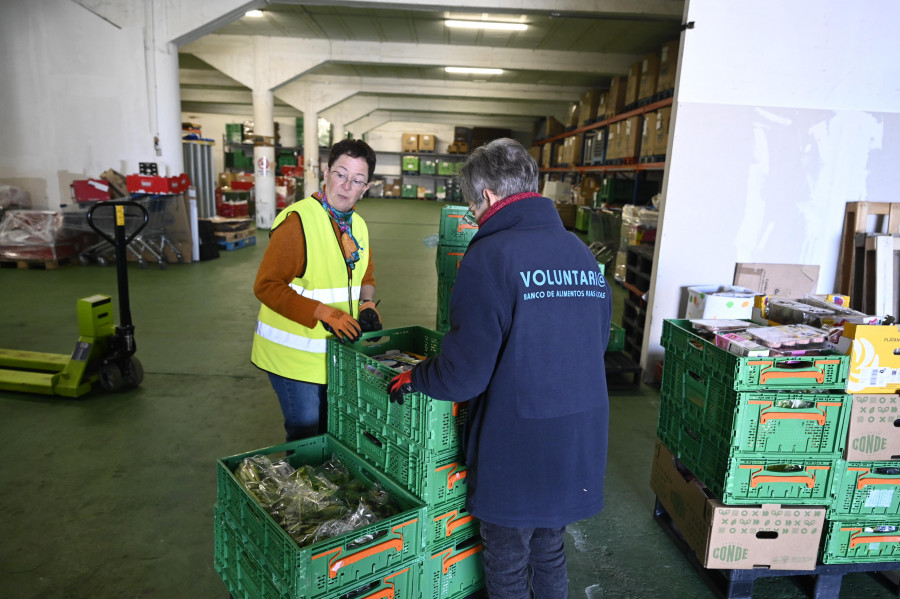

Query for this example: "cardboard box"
[842,323,900,394]
[650,439,826,571]
[543,180,572,203]
[578,89,601,125]
[529,146,542,163]
[596,91,608,122]
[685,285,759,320]
[71,179,111,203]
[606,77,627,118]
[559,134,584,166]
[418,134,436,152]
[555,202,576,228]
[625,61,642,106]
[845,393,900,460]
[401,133,418,152]
[541,143,553,168]
[657,40,680,92]
[639,112,656,158]
[453,126,472,144]
[621,116,641,160]
[652,106,672,157]
[638,51,661,101]
[733,263,820,298]
[567,102,579,128]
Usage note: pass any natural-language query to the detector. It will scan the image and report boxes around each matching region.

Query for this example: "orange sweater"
[253,210,375,329]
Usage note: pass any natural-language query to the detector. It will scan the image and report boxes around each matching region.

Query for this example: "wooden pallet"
[0,257,73,270]
[838,202,900,314]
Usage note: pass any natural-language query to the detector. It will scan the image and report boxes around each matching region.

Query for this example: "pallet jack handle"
[86,200,148,342]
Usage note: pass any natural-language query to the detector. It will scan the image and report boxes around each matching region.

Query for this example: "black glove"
[358,300,382,333]
[388,370,415,405]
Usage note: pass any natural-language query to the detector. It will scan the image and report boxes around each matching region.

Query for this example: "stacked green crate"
[214,435,428,599]
[435,205,477,333]
[326,327,485,599]
[657,319,852,505]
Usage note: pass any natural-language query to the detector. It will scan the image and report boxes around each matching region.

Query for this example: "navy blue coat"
[412,195,612,528]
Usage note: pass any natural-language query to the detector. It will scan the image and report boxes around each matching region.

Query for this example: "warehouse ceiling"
[178,0,685,133]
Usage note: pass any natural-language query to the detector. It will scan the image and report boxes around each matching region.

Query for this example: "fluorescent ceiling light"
[445,19,527,31]
[245,10,264,18]
[445,66,504,75]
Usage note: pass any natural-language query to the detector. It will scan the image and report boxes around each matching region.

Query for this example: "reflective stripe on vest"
[251,196,369,383]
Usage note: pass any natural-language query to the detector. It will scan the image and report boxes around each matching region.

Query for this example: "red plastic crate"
[70,179,110,202]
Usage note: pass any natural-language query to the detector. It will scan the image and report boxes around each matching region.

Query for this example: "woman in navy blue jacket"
[390,138,612,599]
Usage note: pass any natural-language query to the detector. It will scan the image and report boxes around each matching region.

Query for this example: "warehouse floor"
[0,198,895,599]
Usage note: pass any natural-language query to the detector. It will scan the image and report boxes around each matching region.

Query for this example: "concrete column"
[333,123,346,142]
[155,41,184,175]
[253,89,276,229]
[304,104,321,199]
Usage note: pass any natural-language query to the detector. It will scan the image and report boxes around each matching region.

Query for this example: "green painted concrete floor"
[0,198,896,599]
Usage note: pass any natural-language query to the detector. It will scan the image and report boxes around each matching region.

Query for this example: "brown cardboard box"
[621,117,641,160]
[657,40,680,92]
[606,77,627,118]
[606,122,620,160]
[652,106,672,157]
[650,439,826,571]
[845,393,900,460]
[733,263,820,298]
[640,111,657,158]
[529,146,542,163]
[555,202,576,228]
[625,61,642,107]
[418,134,436,152]
[579,89,602,125]
[567,102,579,128]
[402,133,418,152]
[638,51,661,101]
[596,92,608,122]
[559,134,584,166]
[541,143,553,168]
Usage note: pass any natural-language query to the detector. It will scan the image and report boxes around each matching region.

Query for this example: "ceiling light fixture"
[245,10,264,18]
[445,19,527,31]
[445,66,504,75]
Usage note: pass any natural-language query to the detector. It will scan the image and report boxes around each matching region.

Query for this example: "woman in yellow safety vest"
[251,139,382,441]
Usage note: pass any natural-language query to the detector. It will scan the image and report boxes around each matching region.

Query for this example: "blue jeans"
[480,521,568,599]
[267,373,327,442]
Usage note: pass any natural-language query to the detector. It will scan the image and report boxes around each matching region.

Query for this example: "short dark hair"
[459,138,539,208]
[328,139,377,182]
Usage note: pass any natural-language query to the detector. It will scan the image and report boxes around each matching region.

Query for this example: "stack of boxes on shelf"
[393,133,465,201]
[435,205,478,334]
[653,300,900,572]
[214,324,486,599]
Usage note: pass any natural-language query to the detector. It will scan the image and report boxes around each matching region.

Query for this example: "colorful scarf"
[318,188,362,269]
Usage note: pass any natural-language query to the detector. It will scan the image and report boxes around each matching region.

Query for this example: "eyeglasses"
[462,206,479,227]
[331,169,368,189]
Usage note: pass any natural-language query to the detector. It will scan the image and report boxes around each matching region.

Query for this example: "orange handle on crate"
[313,520,416,578]
[757,370,825,384]
[852,467,900,490]
[741,465,819,488]
[434,508,474,537]
[845,528,900,549]
[433,543,483,574]
[436,462,467,490]
[448,214,478,233]
[358,568,408,599]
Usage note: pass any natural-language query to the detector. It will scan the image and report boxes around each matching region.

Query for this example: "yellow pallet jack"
[0,200,148,397]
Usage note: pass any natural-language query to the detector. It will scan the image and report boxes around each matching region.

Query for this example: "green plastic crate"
[821,518,900,563]
[607,322,625,353]
[829,461,900,518]
[420,160,437,175]
[226,123,244,144]
[436,282,453,334]
[424,534,485,599]
[326,327,462,454]
[436,243,467,282]
[720,456,838,505]
[663,353,852,456]
[597,178,635,203]
[438,205,478,245]
[329,408,469,506]
[402,156,420,173]
[575,206,591,232]
[661,319,850,391]
[401,184,417,198]
[437,161,456,176]
[427,496,479,547]
[216,435,426,599]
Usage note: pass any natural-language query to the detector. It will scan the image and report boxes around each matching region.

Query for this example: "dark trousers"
[480,521,568,599]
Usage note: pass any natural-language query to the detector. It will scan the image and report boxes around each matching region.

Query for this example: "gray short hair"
[459,138,539,208]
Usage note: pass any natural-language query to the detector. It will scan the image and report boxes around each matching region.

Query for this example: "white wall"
[0,0,185,209]
[646,0,900,374]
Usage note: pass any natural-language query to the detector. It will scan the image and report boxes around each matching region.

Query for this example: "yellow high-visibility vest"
[251,196,369,383]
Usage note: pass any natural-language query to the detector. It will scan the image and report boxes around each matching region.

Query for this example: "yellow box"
[418,134,435,152]
[842,323,900,394]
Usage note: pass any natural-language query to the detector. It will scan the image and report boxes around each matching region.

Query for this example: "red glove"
[388,370,415,405]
